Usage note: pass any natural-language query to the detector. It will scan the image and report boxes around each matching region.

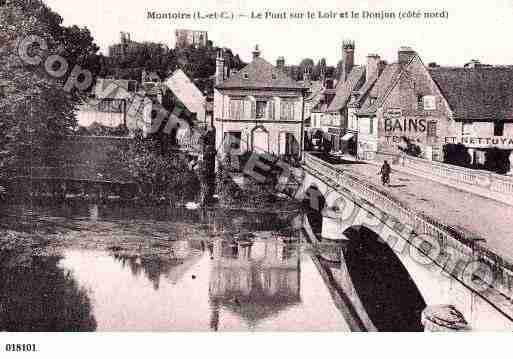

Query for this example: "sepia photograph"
[1,0,513,356]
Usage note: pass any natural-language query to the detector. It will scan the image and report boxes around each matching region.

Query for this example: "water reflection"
[0,255,96,331]
[110,240,204,290]
[0,201,350,331]
[209,240,301,330]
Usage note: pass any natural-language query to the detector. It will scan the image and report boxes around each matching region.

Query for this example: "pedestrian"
[379,160,391,186]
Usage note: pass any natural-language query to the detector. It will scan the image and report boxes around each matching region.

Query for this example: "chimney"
[215,49,225,86]
[341,40,355,82]
[252,45,261,60]
[398,46,416,65]
[319,58,326,86]
[366,54,381,81]
[276,56,285,70]
[303,67,311,86]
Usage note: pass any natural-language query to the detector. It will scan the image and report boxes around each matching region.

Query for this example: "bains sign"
[383,108,431,144]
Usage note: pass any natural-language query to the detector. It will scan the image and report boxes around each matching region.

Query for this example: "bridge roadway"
[311,154,513,263]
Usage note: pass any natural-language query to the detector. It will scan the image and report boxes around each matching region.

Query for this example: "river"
[0,200,355,332]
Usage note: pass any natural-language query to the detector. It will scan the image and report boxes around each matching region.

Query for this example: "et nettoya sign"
[445,136,513,149]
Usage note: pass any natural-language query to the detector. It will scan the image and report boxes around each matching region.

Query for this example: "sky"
[44,0,513,67]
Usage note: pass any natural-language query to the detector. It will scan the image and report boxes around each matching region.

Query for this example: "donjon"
[175,29,209,48]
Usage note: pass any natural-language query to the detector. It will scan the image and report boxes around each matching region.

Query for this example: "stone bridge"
[296,152,513,331]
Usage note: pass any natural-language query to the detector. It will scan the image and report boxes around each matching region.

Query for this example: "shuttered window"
[281,100,295,120]
[256,101,267,119]
[427,121,437,137]
[229,99,244,120]
[268,100,275,120]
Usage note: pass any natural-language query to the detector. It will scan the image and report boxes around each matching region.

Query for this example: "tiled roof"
[300,80,323,101]
[216,57,305,90]
[357,64,402,116]
[429,67,513,120]
[326,66,365,112]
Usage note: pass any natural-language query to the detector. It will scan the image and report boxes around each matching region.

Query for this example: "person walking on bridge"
[379,160,392,186]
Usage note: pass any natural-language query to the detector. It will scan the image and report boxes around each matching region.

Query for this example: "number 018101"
[5,344,38,352]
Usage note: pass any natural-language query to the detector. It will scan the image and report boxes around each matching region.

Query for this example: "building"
[214,46,306,161]
[355,47,454,161]
[165,68,207,125]
[353,47,513,173]
[108,32,144,58]
[76,78,139,131]
[175,29,209,48]
[428,64,513,170]
[307,40,368,155]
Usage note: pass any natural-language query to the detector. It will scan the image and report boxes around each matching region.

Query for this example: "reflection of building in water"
[112,240,203,290]
[208,240,301,330]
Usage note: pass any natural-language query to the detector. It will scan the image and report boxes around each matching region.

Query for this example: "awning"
[342,133,354,141]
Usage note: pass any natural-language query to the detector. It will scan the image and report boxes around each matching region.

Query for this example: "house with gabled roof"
[354,47,513,172]
[428,65,513,170]
[355,47,455,162]
[214,46,307,161]
[309,41,383,155]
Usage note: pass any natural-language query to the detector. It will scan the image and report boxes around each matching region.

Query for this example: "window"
[423,95,436,110]
[128,81,137,92]
[229,99,244,120]
[256,100,267,119]
[271,73,277,80]
[494,121,504,136]
[369,118,374,134]
[427,121,437,137]
[417,95,424,110]
[0,85,5,99]
[462,121,473,135]
[280,100,295,120]
[98,99,124,113]
[224,131,241,150]
[243,73,249,80]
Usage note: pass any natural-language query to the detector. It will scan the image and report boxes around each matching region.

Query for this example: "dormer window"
[243,73,249,80]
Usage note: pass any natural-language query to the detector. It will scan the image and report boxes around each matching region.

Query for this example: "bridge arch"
[342,225,426,331]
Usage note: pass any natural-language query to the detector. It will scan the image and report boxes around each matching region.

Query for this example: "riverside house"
[214,46,306,161]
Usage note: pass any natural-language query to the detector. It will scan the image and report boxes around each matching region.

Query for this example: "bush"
[399,136,422,157]
[484,148,511,175]
[443,143,471,167]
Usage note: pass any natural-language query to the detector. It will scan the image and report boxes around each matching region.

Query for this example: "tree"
[0,1,82,173]
[120,131,199,201]
[484,148,510,174]
[443,143,471,168]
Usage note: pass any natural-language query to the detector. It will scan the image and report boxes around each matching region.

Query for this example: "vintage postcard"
[1,0,513,356]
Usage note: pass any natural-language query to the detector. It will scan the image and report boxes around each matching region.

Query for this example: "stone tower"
[215,49,225,86]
